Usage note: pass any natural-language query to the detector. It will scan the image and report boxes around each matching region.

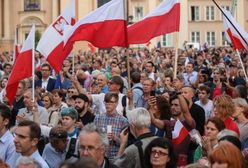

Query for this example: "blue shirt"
[0,130,19,168]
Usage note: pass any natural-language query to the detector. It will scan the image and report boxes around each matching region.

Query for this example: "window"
[222,31,229,46]
[24,0,40,11]
[162,34,173,47]
[134,7,143,21]
[191,32,200,43]
[206,6,215,21]
[221,6,230,20]
[97,0,111,7]
[206,32,215,46]
[191,6,199,21]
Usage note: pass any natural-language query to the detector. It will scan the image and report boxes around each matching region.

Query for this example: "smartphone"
[150,90,156,97]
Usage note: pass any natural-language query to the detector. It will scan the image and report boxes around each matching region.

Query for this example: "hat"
[72,93,89,102]
[61,107,78,120]
[109,76,124,87]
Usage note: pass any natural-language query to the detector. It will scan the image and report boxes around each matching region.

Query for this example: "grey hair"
[80,123,109,146]
[233,97,248,109]
[127,107,151,129]
[16,156,42,168]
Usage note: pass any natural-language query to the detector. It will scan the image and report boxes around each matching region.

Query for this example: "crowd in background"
[0,45,248,168]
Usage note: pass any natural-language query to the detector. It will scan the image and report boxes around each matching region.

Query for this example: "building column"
[3,0,10,39]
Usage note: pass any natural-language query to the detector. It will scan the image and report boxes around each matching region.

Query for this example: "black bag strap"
[134,141,145,168]
[65,138,79,159]
[132,86,143,92]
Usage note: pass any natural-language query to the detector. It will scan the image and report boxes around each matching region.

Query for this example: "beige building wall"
[0,0,247,53]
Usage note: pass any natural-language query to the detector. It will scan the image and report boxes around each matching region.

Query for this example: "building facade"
[0,0,247,53]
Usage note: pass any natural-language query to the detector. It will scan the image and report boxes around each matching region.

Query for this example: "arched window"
[24,0,40,11]
[97,0,111,7]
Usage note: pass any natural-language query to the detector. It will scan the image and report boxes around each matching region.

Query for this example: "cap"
[72,93,89,102]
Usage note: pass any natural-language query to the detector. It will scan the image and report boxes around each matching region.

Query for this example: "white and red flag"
[36,0,75,73]
[172,120,189,145]
[223,9,248,51]
[88,43,96,53]
[128,0,180,44]
[6,25,35,105]
[63,0,128,48]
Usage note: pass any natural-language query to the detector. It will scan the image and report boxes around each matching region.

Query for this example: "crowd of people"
[0,46,248,168]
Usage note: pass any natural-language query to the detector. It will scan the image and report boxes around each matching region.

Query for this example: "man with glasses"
[97,74,109,93]
[35,63,56,93]
[136,78,155,108]
[94,92,128,161]
[14,120,49,168]
[79,123,118,168]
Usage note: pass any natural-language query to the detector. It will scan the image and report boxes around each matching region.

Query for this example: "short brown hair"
[104,92,119,103]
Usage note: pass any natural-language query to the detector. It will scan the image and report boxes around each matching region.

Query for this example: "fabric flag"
[172,120,189,145]
[6,25,35,105]
[63,0,127,48]
[36,0,75,73]
[128,0,180,44]
[222,9,248,51]
[88,43,96,53]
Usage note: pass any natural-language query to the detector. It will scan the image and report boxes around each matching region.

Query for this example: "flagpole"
[124,0,131,88]
[212,0,248,46]
[236,49,248,81]
[173,32,179,79]
[32,24,35,102]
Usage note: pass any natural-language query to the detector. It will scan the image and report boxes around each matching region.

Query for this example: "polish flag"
[6,25,35,105]
[88,43,96,53]
[223,9,248,51]
[63,0,127,48]
[172,120,189,145]
[36,0,75,73]
[128,0,180,44]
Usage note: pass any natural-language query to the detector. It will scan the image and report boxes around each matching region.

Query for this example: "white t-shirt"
[195,99,213,121]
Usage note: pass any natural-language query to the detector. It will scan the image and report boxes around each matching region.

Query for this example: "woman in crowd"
[144,137,176,168]
[209,141,245,168]
[194,117,225,162]
[232,98,248,149]
[41,92,59,127]
[213,95,240,135]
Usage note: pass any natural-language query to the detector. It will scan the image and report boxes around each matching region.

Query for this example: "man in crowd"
[35,63,56,92]
[94,92,129,161]
[183,62,198,86]
[131,72,143,107]
[73,93,95,127]
[136,78,154,108]
[17,89,49,125]
[79,123,117,168]
[195,85,213,121]
[114,107,156,168]
[14,120,49,168]
[0,104,18,168]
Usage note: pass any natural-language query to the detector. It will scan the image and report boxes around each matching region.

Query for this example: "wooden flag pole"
[173,32,179,79]
[124,0,131,88]
[32,24,36,102]
[236,49,248,81]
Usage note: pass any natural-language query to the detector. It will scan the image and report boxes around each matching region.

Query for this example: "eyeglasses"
[79,145,102,153]
[213,72,220,75]
[151,149,168,157]
[67,91,74,93]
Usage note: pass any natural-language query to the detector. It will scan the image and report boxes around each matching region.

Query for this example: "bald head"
[111,67,121,76]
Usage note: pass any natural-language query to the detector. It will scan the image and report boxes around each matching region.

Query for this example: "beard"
[75,106,84,114]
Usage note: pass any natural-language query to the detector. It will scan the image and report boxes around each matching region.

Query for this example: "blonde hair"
[214,95,234,119]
